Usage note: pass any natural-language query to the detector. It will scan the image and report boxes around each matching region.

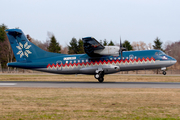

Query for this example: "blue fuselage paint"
[7,50,176,75]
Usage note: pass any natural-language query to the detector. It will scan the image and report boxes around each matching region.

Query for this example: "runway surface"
[0,81,180,88]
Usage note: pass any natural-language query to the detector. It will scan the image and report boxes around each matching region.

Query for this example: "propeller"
[119,37,127,59]
[119,37,123,59]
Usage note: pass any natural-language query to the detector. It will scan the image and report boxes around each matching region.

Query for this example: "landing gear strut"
[94,71,104,83]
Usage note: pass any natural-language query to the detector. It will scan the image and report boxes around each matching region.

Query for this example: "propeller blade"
[120,37,123,59]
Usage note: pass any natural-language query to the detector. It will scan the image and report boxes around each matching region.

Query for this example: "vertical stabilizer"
[6,29,63,61]
[6,29,26,62]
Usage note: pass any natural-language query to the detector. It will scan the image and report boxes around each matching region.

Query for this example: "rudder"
[6,29,26,62]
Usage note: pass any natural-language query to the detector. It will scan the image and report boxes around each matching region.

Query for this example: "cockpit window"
[155,51,165,55]
[159,52,162,55]
[159,51,165,55]
[162,51,165,54]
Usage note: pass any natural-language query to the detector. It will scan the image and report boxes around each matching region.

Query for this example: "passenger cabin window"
[155,52,158,55]
[101,58,104,61]
[56,61,61,65]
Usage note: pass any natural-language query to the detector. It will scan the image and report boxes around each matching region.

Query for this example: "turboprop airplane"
[6,29,177,82]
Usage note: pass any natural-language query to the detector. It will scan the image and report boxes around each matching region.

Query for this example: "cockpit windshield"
[159,51,165,55]
[155,51,166,55]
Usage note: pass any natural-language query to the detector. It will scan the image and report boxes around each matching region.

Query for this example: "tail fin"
[6,29,64,62]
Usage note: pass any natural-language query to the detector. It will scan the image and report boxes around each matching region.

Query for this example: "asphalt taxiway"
[0,81,180,88]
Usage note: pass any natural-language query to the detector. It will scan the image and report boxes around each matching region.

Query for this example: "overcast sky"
[1,0,180,47]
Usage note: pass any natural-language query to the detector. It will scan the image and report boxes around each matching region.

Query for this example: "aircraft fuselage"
[8,50,176,75]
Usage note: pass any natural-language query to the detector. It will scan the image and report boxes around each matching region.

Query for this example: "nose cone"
[171,59,177,65]
[169,56,177,65]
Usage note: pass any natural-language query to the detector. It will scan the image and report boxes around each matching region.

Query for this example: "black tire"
[98,77,104,83]
[163,71,166,75]
[99,71,104,78]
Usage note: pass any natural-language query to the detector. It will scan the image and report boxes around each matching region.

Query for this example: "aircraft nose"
[171,59,177,65]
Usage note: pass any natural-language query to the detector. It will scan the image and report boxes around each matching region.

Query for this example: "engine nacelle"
[94,46,120,56]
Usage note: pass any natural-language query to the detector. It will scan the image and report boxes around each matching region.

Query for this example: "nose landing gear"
[162,71,166,75]
[94,71,104,83]
[161,67,167,75]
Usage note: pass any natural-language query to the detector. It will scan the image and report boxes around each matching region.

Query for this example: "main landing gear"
[94,71,104,83]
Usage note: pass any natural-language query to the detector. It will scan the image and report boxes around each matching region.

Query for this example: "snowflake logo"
[16,42,32,58]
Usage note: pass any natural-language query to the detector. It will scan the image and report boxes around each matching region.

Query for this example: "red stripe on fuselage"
[46,57,155,68]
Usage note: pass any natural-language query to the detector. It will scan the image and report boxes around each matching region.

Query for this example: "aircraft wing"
[82,37,105,57]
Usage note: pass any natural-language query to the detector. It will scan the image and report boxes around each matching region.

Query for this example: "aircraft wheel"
[98,77,104,83]
[94,74,100,79]
[163,71,166,75]
[99,71,104,78]
[95,71,104,79]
